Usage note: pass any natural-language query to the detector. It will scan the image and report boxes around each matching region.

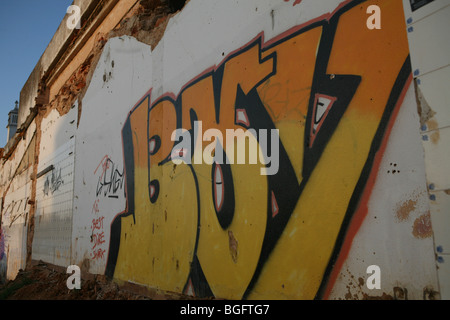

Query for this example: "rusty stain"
[427,118,439,131]
[396,199,417,222]
[414,79,436,126]
[228,230,238,263]
[393,286,408,300]
[340,268,365,300]
[423,286,440,300]
[358,277,365,287]
[445,189,450,195]
[412,212,433,239]
[430,130,440,144]
[344,287,353,300]
[338,268,397,300]
[343,280,360,300]
[362,292,394,300]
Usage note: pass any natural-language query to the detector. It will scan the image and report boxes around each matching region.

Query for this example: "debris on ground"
[0,261,193,300]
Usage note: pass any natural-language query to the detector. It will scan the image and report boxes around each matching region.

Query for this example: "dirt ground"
[0,261,193,300]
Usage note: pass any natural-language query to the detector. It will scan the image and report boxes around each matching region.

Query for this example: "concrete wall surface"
[1,0,448,300]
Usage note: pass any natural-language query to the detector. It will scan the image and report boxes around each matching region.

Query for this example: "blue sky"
[0,0,73,147]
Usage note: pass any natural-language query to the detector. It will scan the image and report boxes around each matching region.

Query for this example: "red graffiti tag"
[284,0,302,6]
[90,215,106,260]
[92,216,105,231]
[92,248,106,260]
[94,155,111,179]
[92,199,100,214]
[92,232,106,249]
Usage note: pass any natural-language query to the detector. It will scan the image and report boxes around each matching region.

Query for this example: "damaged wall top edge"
[17,0,118,133]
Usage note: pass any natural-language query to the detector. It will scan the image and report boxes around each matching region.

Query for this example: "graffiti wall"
[2,0,441,299]
[67,0,438,299]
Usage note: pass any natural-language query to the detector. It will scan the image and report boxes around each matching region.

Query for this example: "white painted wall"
[158,0,347,101]
[72,36,153,274]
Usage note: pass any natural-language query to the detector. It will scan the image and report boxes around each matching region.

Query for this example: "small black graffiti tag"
[43,167,64,196]
[95,156,124,199]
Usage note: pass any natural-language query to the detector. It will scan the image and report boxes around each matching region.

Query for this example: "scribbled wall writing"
[94,155,125,199]
[43,167,64,196]
[89,155,124,261]
[103,0,412,299]
[91,216,106,260]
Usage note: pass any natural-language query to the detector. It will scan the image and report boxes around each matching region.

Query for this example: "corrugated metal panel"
[436,251,450,300]
[404,2,450,76]
[421,126,450,191]
[403,0,450,20]
[404,0,450,300]
[3,223,27,280]
[429,190,450,254]
[0,182,31,280]
[32,106,77,267]
[32,139,75,266]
